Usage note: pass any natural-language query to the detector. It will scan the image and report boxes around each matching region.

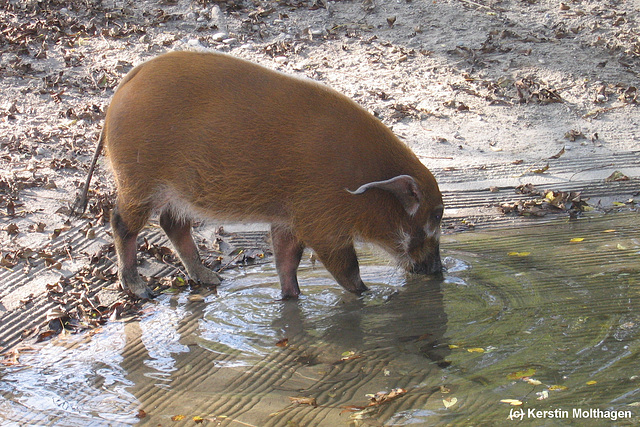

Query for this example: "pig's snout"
[410,251,443,275]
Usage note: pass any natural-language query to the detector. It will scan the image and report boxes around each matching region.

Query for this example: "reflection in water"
[1,213,639,426]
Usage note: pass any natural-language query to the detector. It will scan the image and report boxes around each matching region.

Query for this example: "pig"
[74,51,444,299]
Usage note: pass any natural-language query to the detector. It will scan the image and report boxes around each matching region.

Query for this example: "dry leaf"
[548,385,568,391]
[605,171,630,182]
[507,368,536,380]
[532,164,550,174]
[366,388,407,407]
[508,252,531,257]
[443,397,458,409]
[549,147,565,159]
[500,399,523,406]
[289,396,317,407]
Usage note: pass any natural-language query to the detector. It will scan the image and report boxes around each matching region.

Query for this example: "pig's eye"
[431,205,444,222]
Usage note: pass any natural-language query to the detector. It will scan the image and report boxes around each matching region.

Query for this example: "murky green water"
[1,212,639,426]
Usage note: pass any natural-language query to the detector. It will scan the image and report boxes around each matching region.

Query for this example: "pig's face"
[396,204,443,275]
[348,174,443,275]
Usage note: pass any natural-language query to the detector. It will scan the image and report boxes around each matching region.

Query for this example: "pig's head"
[348,175,444,275]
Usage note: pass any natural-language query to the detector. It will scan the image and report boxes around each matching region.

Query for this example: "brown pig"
[76,51,444,299]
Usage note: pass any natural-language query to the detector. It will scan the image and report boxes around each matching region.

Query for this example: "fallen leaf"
[193,416,204,423]
[605,171,629,182]
[467,347,485,353]
[570,237,584,243]
[289,396,317,407]
[526,378,542,386]
[276,338,289,347]
[549,385,568,391]
[366,388,407,406]
[549,147,566,159]
[533,164,550,174]
[443,397,458,409]
[135,410,147,419]
[6,223,19,235]
[340,351,363,361]
[508,252,531,257]
[508,368,536,380]
[537,390,549,400]
[171,415,186,421]
[500,399,523,406]
[586,381,597,385]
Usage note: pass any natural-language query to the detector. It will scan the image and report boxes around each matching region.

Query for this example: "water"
[1,212,639,426]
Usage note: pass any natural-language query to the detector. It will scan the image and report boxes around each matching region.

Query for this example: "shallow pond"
[1,212,639,426]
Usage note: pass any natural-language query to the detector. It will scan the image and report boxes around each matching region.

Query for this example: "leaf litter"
[499,183,590,218]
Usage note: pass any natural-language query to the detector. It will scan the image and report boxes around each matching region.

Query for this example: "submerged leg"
[271,224,305,299]
[159,210,221,286]
[111,204,154,299]
[311,243,368,294]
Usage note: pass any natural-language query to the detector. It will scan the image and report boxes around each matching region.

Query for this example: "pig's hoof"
[126,280,155,299]
[193,267,222,286]
[280,290,301,300]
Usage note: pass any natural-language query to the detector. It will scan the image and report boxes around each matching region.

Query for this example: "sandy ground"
[1,0,639,341]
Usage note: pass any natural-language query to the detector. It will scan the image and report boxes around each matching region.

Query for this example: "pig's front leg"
[271,224,305,299]
[311,243,368,295]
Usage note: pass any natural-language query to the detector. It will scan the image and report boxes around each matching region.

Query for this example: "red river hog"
[76,51,444,299]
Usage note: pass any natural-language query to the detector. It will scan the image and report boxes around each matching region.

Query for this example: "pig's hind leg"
[111,203,154,299]
[271,224,305,299]
[159,209,222,286]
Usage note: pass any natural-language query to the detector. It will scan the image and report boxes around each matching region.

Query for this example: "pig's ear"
[347,174,422,216]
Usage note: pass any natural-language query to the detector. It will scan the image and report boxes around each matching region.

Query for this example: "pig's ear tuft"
[346,175,421,216]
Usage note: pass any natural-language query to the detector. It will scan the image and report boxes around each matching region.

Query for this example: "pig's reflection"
[271,274,449,367]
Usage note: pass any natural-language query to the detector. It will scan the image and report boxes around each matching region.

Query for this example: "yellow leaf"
[549,385,568,391]
[171,415,186,421]
[500,399,523,406]
[586,381,597,385]
[617,244,627,250]
[508,252,531,257]
[467,347,485,353]
[448,344,460,349]
[507,368,536,380]
[443,397,458,408]
[603,229,616,233]
[193,416,204,424]
[613,202,626,207]
[526,378,542,386]
[570,237,584,243]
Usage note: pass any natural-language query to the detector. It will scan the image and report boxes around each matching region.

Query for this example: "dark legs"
[271,223,368,298]
[112,204,221,299]
[311,243,368,294]
[271,224,305,299]
[159,210,221,286]
[111,204,154,299]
